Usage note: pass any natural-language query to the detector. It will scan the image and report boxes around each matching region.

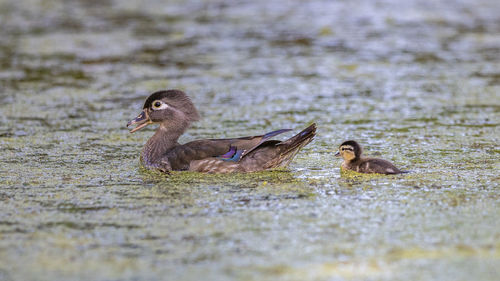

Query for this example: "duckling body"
[127,90,316,173]
[335,140,406,174]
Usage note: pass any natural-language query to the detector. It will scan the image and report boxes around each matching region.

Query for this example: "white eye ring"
[151,100,169,110]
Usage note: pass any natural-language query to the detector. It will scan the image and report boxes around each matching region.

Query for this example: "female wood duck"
[127,90,316,173]
[335,140,407,174]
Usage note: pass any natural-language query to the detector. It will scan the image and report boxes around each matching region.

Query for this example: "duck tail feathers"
[272,123,316,167]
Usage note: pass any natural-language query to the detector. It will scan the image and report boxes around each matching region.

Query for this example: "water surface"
[0,0,499,280]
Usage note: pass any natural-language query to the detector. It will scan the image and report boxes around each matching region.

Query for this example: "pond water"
[0,0,499,280]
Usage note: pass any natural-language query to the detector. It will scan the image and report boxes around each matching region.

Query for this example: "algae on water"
[0,0,499,280]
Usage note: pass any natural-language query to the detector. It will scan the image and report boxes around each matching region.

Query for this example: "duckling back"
[356,158,407,174]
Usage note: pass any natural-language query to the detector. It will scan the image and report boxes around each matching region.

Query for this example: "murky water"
[0,0,499,280]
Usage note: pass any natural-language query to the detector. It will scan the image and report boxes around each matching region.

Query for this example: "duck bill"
[334,151,340,157]
[127,110,152,133]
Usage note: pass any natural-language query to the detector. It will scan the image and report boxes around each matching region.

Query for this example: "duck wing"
[161,128,292,170]
[189,123,316,173]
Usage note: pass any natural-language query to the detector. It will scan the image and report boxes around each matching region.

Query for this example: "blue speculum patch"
[218,146,244,162]
[219,146,237,159]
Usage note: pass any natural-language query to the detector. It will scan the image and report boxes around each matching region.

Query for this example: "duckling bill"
[127,89,316,173]
[335,140,407,174]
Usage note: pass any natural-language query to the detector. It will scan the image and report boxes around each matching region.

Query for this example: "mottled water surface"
[0,0,499,280]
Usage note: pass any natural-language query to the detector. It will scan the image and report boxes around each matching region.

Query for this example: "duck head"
[127,90,200,133]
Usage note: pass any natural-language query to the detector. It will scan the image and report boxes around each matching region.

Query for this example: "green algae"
[1,0,500,281]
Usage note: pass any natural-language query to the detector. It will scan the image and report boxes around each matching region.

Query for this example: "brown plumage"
[335,140,407,174]
[127,89,316,173]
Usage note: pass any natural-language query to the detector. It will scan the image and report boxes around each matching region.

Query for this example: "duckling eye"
[152,100,167,110]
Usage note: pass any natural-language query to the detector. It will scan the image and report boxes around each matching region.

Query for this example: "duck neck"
[344,155,361,166]
[141,121,187,167]
[351,155,361,163]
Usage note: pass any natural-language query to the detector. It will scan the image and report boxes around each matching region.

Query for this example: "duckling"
[335,140,407,174]
[127,89,316,173]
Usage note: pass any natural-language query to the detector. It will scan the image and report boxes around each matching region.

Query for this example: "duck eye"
[152,101,162,109]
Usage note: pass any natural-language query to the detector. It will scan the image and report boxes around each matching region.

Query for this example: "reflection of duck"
[127,90,316,173]
[335,140,407,174]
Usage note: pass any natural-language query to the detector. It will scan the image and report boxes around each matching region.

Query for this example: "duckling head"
[335,140,362,161]
[127,90,200,133]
